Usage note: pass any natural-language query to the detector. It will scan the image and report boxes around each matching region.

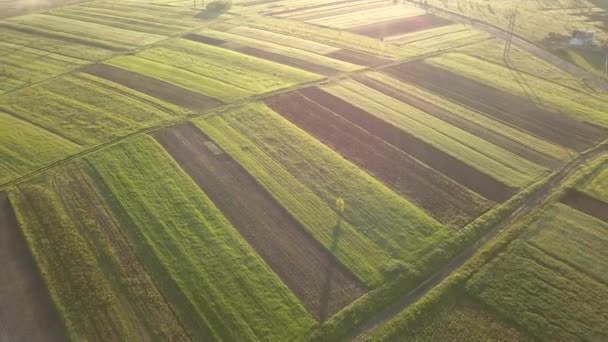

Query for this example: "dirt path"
[0,192,67,342]
[417,3,608,92]
[349,142,608,340]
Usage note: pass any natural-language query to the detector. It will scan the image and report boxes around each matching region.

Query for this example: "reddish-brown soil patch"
[85,63,223,112]
[326,49,390,66]
[387,61,608,152]
[350,14,453,39]
[299,87,517,202]
[0,23,121,51]
[560,189,608,222]
[184,33,337,75]
[266,91,493,228]
[154,122,366,321]
[0,192,67,341]
[355,74,562,169]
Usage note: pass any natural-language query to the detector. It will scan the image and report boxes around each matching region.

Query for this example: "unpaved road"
[350,142,607,340]
[420,4,608,92]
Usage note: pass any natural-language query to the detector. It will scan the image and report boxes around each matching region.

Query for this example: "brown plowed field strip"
[0,192,67,342]
[154,122,366,321]
[560,189,608,222]
[300,87,516,202]
[327,49,390,67]
[85,64,223,112]
[387,61,607,152]
[266,91,492,228]
[350,14,453,39]
[184,33,335,75]
[355,75,562,169]
[0,24,121,51]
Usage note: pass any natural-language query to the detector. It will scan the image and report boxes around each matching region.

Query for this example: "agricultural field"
[1,0,608,340]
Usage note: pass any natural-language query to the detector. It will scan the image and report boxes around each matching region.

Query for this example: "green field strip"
[86,136,315,341]
[9,181,137,341]
[5,14,167,48]
[245,16,408,59]
[323,80,548,188]
[523,203,608,285]
[308,6,424,29]
[195,103,456,285]
[0,77,25,94]
[364,72,574,162]
[53,6,198,29]
[284,0,388,21]
[427,52,608,128]
[194,28,361,72]
[386,23,469,44]
[466,240,608,341]
[0,113,80,185]
[131,39,321,95]
[0,74,181,146]
[404,29,491,54]
[578,162,608,202]
[0,27,114,60]
[227,26,340,54]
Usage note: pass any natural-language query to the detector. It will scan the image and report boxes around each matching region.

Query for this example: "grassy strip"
[387,23,469,43]
[0,113,80,184]
[427,51,608,127]
[244,16,410,59]
[46,12,185,36]
[323,80,548,187]
[194,106,393,286]
[577,161,608,201]
[364,71,574,161]
[363,151,608,340]
[0,74,182,146]
[8,178,136,341]
[227,26,339,54]
[86,136,315,341]
[308,6,425,29]
[194,28,361,72]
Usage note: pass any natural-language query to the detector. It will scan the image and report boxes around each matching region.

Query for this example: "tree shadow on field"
[195,10,223,20]
[318,215,343,322]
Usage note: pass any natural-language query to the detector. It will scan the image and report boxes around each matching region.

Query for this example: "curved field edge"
[84,135,315,341]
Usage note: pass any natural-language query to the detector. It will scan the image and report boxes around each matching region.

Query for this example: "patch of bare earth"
[154,122,366,321]
[266,91,493,228]
[326,49,390,67]
[355,74,562,169]
[299,87,516,202]
[560,189,608,222]
[184,33,336,75]
[350,14,453,39]
[386,61,607,151]
[85,64,223,112]
[0,192,66,342]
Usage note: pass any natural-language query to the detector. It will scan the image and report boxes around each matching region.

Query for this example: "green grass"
[466,239,608,341]
[0,41,90,94]
[194,28,361,72]
[9,179,137,341]
[0,112,80,184]
[578,162,608,201]
[108,38,320,101]
[0,73,185,146]
[427,48,608,128]
[323,79,549,188]
[522,203,608,284]
[364,71,574,162]
[244,16,408,59]
[307,5,424,29]
[227,26,340,54]
[86,136,315,341]
[4,13,166,49]
[195,102,455,286]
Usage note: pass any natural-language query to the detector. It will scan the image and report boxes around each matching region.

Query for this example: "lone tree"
[206,0,232,12]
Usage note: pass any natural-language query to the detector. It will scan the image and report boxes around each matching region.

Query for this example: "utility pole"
[503,12,516,60]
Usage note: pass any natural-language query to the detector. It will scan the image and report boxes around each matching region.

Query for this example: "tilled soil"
[560,189,608,222]
[386,61,607,151]
[154,122,367,321]
[184,33,337,75]
[299,87,517,202]
[85,64,223,112]
[266,90,493,228]
[350,14,453,39]
[0,192,67,342]
[355,74,562,169]
[326,49,391,67]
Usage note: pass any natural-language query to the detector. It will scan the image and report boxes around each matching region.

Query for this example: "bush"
[206,0,232,12]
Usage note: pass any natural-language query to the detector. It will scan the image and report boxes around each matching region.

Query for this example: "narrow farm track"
[349,141,608,341]
[416,3,608,92]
